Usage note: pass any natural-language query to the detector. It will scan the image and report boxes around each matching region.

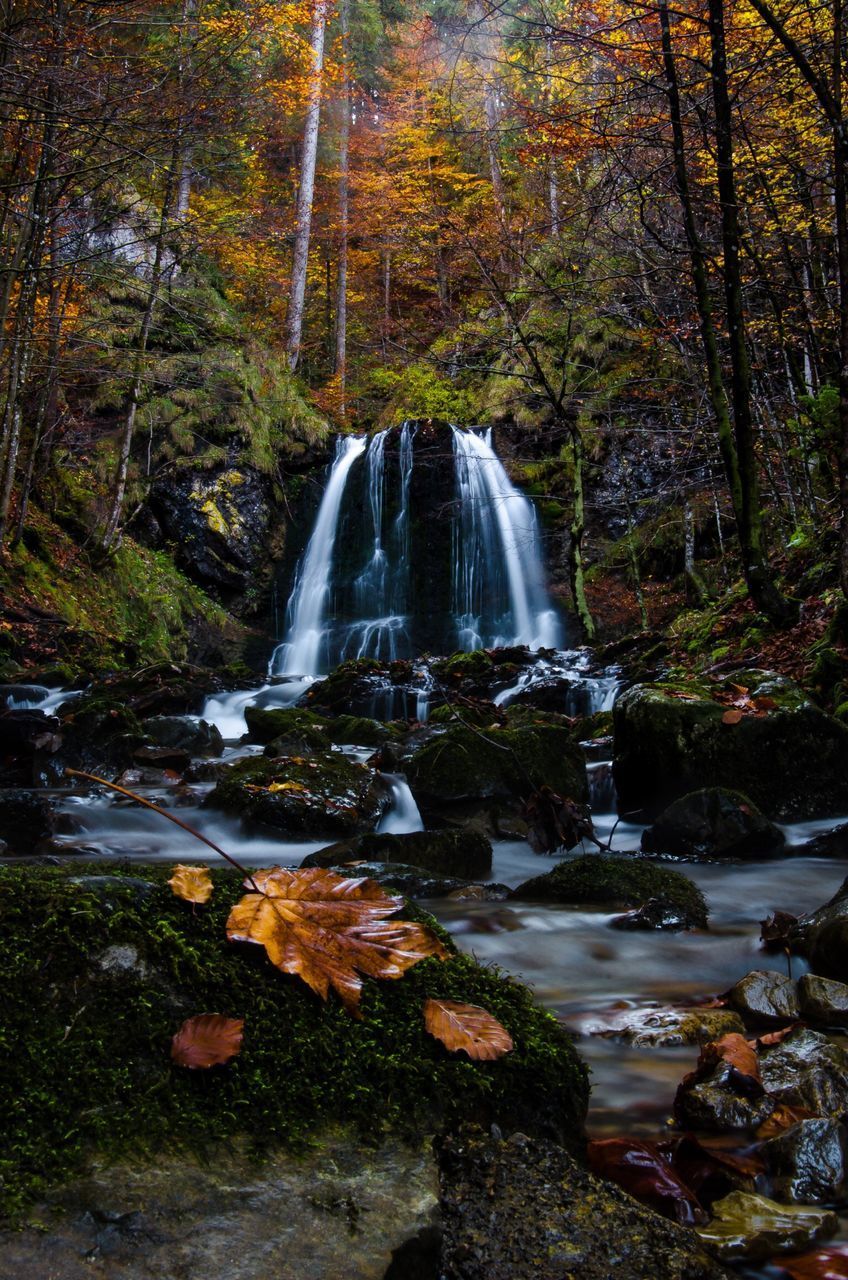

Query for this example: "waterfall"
[451,427,562,650]
[269,435,366,677]
[377,773,424,834]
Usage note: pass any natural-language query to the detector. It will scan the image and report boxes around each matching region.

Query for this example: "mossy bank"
[0,864,588,1221]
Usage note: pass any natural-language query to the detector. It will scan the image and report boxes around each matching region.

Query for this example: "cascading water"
[269,435,366,678]
[451,427,562,651]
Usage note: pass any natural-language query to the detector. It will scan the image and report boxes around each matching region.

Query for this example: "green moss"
[0,864,587,1219]
[513,854,708,927]
[406,721,587,803]
[207,752,384,836]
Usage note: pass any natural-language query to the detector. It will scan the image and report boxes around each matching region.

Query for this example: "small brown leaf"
[699,1032,761,1085]
[722,708,744,725]
[754,695,778,712]
[776,1245,848,1278]
[168,864,213,905]
[423,997,513,1060]
[171,1014,244,1068]
[756,1103,817,1139]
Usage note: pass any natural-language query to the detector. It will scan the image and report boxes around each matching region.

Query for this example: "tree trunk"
[285,0,327,372]
[334,0,350,417]
[568,431,595,640]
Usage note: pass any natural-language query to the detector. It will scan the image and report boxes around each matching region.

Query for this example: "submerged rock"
[613,673,848,819]
[438,1129,730,1280]
[641,788,785,859]
[205,753,385,837]
[512,855,708,930]
[695,1191,837,1262]
[302,829,493,880]
[588,1005,745,1048]
[298,860,508,901]
[762,1118,848,1204]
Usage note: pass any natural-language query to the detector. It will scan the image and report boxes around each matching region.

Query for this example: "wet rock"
[49,698,147,779]
[132,745,191,773]
[695,1191,837,1262]
[641,788,785,859]
[406,719,588,828]
[613,672,848,820]
[298,860,508,901]
[512,855,708,930]
[302,829,493,881]
[140,716,224,758]
[149,463,272,604]
[438,1129,730,1280]
[798,974,848,1029]
[304,658,426,721]
[762,1118,848,1203]
[0,788,55,854]
[244,705,331,751]
[793,876,848,979]
[610,898,697,930]
[1,1135,439,1280]
[205,752,385,837]
[727,970,800,1024]
[675,1067,775,1133]
[759,1028,848,1117]
[795,822,848,858]
[0,709,62,784]
[325,714,402,747]
[588,1005,746,1048]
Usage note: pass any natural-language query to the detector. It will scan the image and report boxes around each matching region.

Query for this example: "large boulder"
[512,854,708,931]
[791,875,848,979]
[641,789,785,859]
[0,863,589,1244]
[613,672,848,820]
[140,716,224,758]
[0,788,55,855]
[438,1129,730,1280]
[0,709,62,785]
[406,716,588,828]
[206,753,386,838]
[301,829,493,881]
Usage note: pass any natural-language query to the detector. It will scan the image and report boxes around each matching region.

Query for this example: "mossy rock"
[324,714,402,747]
[641,789,786,860]
[613,672,848,820]
[432,650,495,679]
[0,864,588,1219]
[406,722,587,813]
[244,705,331,751]
[302,829,493,881]
[206,752,384,837]
[511,855,708,930]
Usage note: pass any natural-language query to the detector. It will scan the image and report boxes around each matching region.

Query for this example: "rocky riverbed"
[3,647,848,1278]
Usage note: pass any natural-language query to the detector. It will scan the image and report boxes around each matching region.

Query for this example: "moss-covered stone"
[206,753,385,837]
[512,854,708,930]
[613,672,848,819]
[641,788,786,859]
[324,714,402,747]
[0,864,588,1219]
[406,721,587,812]
[244,705,331,751]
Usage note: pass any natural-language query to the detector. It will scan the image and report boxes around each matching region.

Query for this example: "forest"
[4,0,848,1276]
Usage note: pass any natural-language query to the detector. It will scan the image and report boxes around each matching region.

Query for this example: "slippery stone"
[512,855,708,930]
[759,1028,848,1117]
[641,788,785,859]
[695,1191,838,1262]
[438,1129,730,1280]
[613,673,848,820]
[762,1118,848,1204]
[301,829,493,880]
[798,973,848,1029]
[793,876,848,980]
[586,1005,746,1048]
[727,970,800,1024]
[0,788,55,855]
[140,716,224,758]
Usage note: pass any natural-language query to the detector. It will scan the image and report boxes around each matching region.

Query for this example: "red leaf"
[587,1138,707,1225]
[777,1246,848,1278]
[699,1032,761,1086]
[171,1014,244,1069]
[722,708,744,725]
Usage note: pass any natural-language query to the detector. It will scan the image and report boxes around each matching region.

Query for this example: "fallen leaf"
[267,781,308,793]
[777,1246,848,1278]
[698,1033,762,1087]
[661,1134,764,1207]
[722,708,745,725]
[760,911,798,950]
[756,1104,818,1139]
[423,998,514,1060]
[171,1014,244,1068]
[587,1137,706,1225]
[168,864,213,905]
[226,866,448,1014]
[754,696,778,712]
[752,1025,800,1049]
